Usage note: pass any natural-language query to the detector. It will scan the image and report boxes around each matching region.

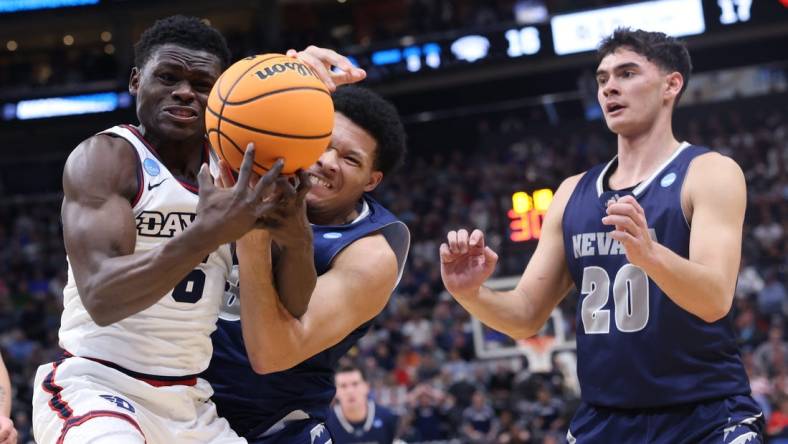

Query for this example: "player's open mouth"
[163,106,199,122]
[309,173,333,189]
[606,103,625,115]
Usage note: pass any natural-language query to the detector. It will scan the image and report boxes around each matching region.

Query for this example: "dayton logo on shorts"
[255,62,315,80]
[99,394,135,413]
[136,211,196,238]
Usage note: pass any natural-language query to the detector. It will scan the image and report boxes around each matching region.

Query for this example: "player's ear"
[129,67,141,96]
[664,71,683,102]
[363,171,383,192]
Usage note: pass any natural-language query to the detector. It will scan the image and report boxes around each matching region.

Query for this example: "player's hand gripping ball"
[206,54,334,175]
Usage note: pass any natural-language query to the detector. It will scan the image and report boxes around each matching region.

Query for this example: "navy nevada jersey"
[326,401,399,444]
[204,195,410,438]
[562,143,751,408]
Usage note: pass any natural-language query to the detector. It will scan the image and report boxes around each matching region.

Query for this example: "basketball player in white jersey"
[31,15,366,444]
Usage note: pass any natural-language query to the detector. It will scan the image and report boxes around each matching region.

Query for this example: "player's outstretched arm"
[603,153,746,322]
[236,232,398,374]
[440,175,580,339]
[63,138,283,326]
[0,353,17,444]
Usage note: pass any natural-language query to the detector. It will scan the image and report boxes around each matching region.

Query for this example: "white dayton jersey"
[58,124,232,377]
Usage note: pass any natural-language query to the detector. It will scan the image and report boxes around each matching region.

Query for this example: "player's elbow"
[81,283,115,327]
[248,354,293,375]
[701,300,732,324]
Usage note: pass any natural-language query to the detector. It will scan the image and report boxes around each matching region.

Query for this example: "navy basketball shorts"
[567,394,763,444]
[249,418,333,444]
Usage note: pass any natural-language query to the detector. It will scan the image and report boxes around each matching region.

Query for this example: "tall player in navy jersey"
[204,85,410,444]
[440,28,763,443]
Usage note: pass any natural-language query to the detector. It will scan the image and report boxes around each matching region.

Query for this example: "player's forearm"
[80,224,218,326]
[452,286,540,339]
[643,243,734,323]
[272,237,316,318]
[237,238,308,374]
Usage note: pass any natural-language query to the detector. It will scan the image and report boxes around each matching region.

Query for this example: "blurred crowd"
[0,92,786,443]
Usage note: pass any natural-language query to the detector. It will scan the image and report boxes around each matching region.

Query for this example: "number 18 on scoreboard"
[508,188,554,242]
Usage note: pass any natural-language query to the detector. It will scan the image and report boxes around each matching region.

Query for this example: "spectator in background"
[327,366,400,444]
[754,323,788,378]
[758,269,788,317]
[767,395,788,444]
[461,389,499,443]
[0,353,17,444]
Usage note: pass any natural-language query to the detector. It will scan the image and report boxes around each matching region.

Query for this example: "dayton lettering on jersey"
[136,211,196,238]
[255,62,314,80]
[571,229,657,259]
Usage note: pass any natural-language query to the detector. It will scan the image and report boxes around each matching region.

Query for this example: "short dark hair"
[134,15,232,70]
[336,365,366,381]
[332,86,407,177]
[597,28,692,105]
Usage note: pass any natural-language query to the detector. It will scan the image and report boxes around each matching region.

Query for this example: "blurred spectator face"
[471,390,485,408]
[129,44,221,143]
[335,369,370,411]
[596,48,679,137]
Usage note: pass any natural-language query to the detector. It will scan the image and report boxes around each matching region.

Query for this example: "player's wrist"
[451,285,482,300]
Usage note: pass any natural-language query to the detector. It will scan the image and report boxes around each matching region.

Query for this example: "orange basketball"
[206,54,334,175]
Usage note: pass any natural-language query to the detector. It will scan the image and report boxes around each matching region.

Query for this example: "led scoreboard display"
[345,0,788,84]
[508,189,554,242]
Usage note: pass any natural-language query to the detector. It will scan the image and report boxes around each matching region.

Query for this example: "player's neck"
[342,404,368,423]
[612,123,679,189]
[136,125,204,181]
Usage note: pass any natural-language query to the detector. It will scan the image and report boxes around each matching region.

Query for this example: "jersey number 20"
[581,265,649,334]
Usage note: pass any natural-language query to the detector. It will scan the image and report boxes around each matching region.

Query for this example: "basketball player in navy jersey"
[31,15,366,444]
[204,85,410,444]
[440,28,763,443]
[326,366,400,444]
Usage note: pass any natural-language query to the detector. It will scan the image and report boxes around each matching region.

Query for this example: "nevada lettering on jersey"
[136,211,196,238]
[571,229,658,259]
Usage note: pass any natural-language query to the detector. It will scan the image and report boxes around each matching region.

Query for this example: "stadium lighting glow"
[551,0,706,56]
[0,0,99,13]
[450,35,490,63]
[8,92,131,120]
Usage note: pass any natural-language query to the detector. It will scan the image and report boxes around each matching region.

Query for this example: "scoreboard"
[346,0,788,83]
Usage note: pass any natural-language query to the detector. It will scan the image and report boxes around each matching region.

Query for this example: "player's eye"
[158,73,176,83]
[622,71,635,78]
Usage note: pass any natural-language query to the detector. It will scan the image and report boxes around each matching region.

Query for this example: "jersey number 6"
[581,264,649,334]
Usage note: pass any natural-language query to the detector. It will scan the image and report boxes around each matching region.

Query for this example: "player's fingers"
[218,160,236,188]
[483,246,499,264]
[286,49,298,58]
[0,426,9,442]
[469,229,485,248]
[457,229,470,254]
[305,45,362,75]
[602,215,638,234]
[439,242,456,264]
[330,67,366,87]
[605,202,638,219]
[196,163,214,193]
[610,229,637,246]
[297,51,336,91]
[253,159,284,200]
[295,169,313,199]
[236,143,256,188]
[447,230,459,253]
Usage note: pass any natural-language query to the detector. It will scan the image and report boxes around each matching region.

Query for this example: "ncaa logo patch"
[323,232,342,239]
[660,172,677,188]
[143,158,161,176]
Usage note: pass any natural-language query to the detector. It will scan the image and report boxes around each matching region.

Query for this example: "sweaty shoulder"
[64,133,140,203]
[682,152,746,223]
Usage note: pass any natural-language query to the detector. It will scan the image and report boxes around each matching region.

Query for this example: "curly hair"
[597,28,692,104]
[332,86,407,177]
[134,15,231,70]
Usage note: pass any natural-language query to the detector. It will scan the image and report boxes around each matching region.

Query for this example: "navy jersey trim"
[595,142,691,197]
